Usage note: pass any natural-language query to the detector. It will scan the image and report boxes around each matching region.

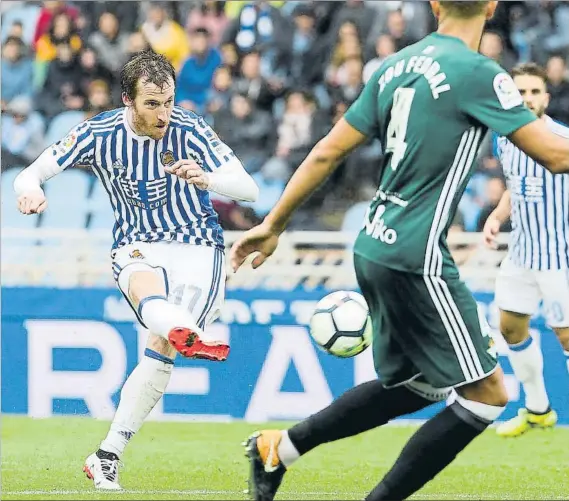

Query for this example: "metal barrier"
[0,228,508,289]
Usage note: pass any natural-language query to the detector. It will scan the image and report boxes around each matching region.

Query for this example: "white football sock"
[100,352,173,457]
[507,335,549,414]
[139,296,201,340]
[278,430,300,467]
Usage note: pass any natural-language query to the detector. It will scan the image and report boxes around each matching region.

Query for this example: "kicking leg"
[496,310,556,437]
[365,368,508,501]
[244,379,437,501]
[123,266,229,361]
[84,334,175,490]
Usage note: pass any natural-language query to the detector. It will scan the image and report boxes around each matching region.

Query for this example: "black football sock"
[365,401,491,501]
[287,380,433,456]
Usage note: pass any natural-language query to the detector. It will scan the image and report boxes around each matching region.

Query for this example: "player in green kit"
[231,2,569,500]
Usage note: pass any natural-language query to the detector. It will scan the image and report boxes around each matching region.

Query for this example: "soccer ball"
[309,291,373,358]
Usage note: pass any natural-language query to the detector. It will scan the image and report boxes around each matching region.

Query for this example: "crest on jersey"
[160,150,175,167]
[129,249,144,260]
[112,159,125,170]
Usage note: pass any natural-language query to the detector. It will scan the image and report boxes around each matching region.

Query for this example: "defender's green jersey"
[345,32,536,277]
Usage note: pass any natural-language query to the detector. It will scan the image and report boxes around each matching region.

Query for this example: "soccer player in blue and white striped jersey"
[14,50,258,490]
[483,63,569,437]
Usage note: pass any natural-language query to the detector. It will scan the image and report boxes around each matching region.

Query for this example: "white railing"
[0,228,508,290]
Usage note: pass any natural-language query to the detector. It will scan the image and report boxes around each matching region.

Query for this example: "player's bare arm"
[230,118,367,271]
[483,189,511,248]
[509,120,569,174]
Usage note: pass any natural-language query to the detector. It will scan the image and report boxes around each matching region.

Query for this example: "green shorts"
[354,254,498,389]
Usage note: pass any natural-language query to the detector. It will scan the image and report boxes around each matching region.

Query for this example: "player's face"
[513,74,550,118]
[129,78,175,140]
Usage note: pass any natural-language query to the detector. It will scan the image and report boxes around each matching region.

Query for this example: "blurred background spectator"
[1,96,45,170]
[1,36,34,110]
[2,0,568,232]
[141,2,189,71]
[546,53,569,124]
[213,92,274,174]
[175,27,221,113]
[88,11,129,73]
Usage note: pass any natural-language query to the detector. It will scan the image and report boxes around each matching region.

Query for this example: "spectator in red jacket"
[33,1,79,47]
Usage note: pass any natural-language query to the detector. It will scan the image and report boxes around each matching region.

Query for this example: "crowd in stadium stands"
[2,0,569,232]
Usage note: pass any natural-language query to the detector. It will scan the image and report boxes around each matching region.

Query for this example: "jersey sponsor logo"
[118,178,168,210]
[493,73,523,110]
[160,150,175,167]
[363,205,398,244]
[509,175,544,202]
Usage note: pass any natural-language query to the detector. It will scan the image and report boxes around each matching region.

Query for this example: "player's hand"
[483,216,501,249]
[164,160,209,190]
[17,189,47,215]
[230,222,281,272]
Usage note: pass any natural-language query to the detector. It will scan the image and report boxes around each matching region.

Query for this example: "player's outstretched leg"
[243,379,435,501]
[496,310,556,437]
[84,338,174,490]
[365,369,507,501]
[128,270,229,361]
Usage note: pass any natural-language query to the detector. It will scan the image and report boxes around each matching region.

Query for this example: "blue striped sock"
[509,335,533,352]
[145,348,174,365]
[564,351,569,374]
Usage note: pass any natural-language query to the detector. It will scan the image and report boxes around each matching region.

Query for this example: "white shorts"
[111,241,226,330]
[495,257,569,328]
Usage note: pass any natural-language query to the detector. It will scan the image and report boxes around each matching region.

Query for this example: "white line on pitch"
[4,490,566,500]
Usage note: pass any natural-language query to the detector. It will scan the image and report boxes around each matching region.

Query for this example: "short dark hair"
[120,49,176,100]
[4,35,24,46]
[439,1,489,18]
[511,62,548,84]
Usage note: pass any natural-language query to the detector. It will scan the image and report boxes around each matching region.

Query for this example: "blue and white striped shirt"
[51,107,234,251]
[495,116,569,270]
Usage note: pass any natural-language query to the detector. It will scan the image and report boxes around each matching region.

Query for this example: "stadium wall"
[1,287,568,424]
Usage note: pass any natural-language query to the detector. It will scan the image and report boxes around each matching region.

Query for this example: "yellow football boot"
[496,408,558,437]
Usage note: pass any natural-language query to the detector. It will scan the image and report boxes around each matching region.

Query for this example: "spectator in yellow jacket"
[141,3,190,71]
[36,11,81,63]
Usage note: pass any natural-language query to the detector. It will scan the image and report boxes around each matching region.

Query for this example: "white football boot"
[83,451,123,490]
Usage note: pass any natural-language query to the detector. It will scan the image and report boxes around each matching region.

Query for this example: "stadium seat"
[1,167,38,229]
[88,180,116,230]
[41,169,93,229]
[1,167,39,266]
[0,4,41,45]
[44,111,86,149]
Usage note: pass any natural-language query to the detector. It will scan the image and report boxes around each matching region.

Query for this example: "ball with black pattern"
[309,291,373,358]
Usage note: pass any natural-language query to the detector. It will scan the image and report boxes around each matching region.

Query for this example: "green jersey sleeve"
[460,58,536,136]
[344,69,381,136]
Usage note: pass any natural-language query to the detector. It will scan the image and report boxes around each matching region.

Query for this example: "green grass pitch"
[1,416,567,500]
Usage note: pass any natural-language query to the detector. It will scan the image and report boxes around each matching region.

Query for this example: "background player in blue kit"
[484,62,569,437]
[14,49,259,490]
